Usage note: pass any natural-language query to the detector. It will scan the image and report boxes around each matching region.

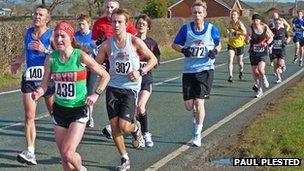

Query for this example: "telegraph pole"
[295,0,298,15]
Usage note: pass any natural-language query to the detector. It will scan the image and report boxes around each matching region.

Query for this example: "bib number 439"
[55,82,76,99]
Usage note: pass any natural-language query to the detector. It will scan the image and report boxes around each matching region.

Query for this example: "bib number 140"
[25,66,44,81]
[55,82,76,99]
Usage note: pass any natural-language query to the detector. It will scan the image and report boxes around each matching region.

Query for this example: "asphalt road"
[0,45,302,171]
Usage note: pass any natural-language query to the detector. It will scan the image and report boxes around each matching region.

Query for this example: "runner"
[91,0,137,139]
[32,21,109,171]
[269,19,290,83]
[135,14,161,147]
[225,9,247,82]
[247,14,273,98]
[92,0,136,71]
[95,8,157,170]
[171,0,221,147]
[10,5,54,165]
[268,10,291,31]
[75,14,97,128]
[268,10,290,70]
[292,10,304,65]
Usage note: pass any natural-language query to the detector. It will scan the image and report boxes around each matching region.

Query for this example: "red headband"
[55,21,75,39]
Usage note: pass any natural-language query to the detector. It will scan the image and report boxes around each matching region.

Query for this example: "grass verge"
[0,72,22,91]
[238,79,304,165]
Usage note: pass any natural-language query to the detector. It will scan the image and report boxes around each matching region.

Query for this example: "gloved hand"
[181,47,192,57]
[208,49,218,59]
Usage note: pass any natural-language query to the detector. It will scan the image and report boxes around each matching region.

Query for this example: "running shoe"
[86,107,94,128]
[17,150,37,165]
[227,76,233,83]
[192,133,201,147]
[293,57,299,64]
[255,88,263,98]
[276,77,282,84]
[144,132,154,147]
[81,166,87,171]
[239,71,243,80]
[281,66,286,72]
[252,84,259,92]
[101,125,112,139]
[117,157,130,171]
[131,121,145,148]
[299,59,303,67]
[262,76,269,88]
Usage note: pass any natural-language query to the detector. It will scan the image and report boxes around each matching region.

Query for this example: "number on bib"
[190,46,206,58]
[139,62,147,69]
[115,61,132,75]
[25,66,44,81]
[253,44,265,52]
[55,82,76,99]
[273,40,282,49]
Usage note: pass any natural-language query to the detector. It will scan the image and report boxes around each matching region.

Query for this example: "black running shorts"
[21,76,55,98]
[106,86,137,122]
[249,54,266,66]
[140,82,152,93]
[182,70,214,101]
[271,49,286,60]
[227,45,244,56]
[52,102,89,129]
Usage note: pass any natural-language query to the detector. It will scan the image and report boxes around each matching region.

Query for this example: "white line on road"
[0,113,49,131]
[146,65,304,171]
[0,89,20,95]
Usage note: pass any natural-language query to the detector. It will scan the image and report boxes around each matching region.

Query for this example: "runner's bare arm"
[133,36,157,74]
[32,55,51,100]
[80,50,110,92]
[265,25,274,45]
[238,21,247,36]
[80,50,110,105]
[95,40,109,65]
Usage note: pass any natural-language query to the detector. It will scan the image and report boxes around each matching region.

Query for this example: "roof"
[168,0,254,11]
[239,1,255,10]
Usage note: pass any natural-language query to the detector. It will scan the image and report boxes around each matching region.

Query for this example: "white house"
[0,8,12,16]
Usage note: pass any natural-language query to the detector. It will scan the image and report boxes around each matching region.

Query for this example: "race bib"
[115,60,132,75]
[273,40,283,49]
[55,81,76,99]
[139,61,147,69]
[295,27,302,32]
[253,44,265,52]
[25,66,44,81]
[189,46,207,58]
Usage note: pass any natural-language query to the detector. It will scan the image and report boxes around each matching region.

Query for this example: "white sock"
[28,146,35,154]
[122,153,129,160]
[263,75,267,80]
[133,124,138,133]
[195,123,203,135]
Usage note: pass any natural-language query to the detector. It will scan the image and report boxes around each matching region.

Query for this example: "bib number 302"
[55,82,76,99]
[115,61,132,75]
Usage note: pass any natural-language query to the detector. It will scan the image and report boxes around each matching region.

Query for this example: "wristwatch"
[44,49,52,55]
[138,68,146,76]
[95,88,103,96]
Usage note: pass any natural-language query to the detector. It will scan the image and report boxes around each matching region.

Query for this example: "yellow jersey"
[227,21,245,48]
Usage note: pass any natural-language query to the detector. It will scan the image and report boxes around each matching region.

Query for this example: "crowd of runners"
[9,0,304,170]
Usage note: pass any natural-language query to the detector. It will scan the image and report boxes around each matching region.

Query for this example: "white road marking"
[0,113,49,131]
